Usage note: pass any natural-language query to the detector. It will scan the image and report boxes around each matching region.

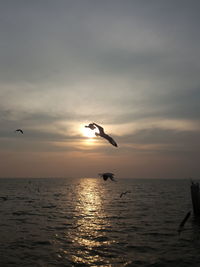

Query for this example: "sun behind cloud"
[81,126,96,138]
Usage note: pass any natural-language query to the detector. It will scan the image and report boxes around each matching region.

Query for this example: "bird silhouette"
[85,123,118,147]
[120,191,131,198]
[15,129,23,134]
[99,172,116,182]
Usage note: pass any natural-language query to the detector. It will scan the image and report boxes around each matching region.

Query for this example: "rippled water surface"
[0,178,200,266]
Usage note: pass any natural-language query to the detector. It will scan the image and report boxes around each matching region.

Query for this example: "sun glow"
[82,127,96,138]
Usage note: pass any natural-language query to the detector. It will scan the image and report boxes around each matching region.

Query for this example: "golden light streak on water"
[69,178,114,264]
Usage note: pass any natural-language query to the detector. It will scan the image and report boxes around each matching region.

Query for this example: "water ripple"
[0,178,197,266]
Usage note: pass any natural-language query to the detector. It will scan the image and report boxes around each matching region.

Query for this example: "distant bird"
[86,123,118,147]
[99,172,116,182]
[120,190,131,198]
[15,129,23,134]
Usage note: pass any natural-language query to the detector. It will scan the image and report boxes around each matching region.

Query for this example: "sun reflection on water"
[53,178,120,266]
[75,178,108,232]
[70,178,114,265]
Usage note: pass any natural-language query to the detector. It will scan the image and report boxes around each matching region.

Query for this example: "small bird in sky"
[99,172,116,182]
[85,122,118,147]
[120,191,131,198]
[15,129,23,134]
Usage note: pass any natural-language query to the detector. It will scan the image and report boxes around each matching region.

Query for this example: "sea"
[0,178,200,267]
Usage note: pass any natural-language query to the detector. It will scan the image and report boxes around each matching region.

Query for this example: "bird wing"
[16,129,23,134]
[99,172,115,181]
[110,176,116,182]
[93,123,104,135]
[103,172,114,177]
[103,134,118,147]
[92,123,118,147]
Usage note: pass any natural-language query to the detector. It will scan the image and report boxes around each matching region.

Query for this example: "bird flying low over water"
[99,172,116,182]
[120,191,131,198]
[15,129,23,134]
[85,122,118,147]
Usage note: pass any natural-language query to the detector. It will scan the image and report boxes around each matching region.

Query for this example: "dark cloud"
[0,0,199,84]
[117,127,200,159]
[102,86,200,124]
[118,128,200,146]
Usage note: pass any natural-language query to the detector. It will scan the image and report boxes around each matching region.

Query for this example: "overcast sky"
[0,0,200,178]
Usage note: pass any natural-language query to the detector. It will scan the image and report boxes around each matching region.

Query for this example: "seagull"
[99,172,116,182]
[120,190,131,198]
[15,129,23,134]
[86,123,118,147]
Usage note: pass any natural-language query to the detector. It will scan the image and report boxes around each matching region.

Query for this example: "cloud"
[0,1,200,177]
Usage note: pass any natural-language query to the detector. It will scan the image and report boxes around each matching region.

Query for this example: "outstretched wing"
[103,172,114,176]
[109,176,116,182]
[98,172,113,181]
[104,134,118,147]
[103,172,116,182]
[16,129,23,134]
[92,123,118,147]
[92,123,104,135]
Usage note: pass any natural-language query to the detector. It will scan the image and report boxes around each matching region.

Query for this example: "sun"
[82,127,96,138]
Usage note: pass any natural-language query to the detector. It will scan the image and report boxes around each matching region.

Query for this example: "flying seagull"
[15,129,23,134]
[99,172,116,182]
[85,123,118,147]
[120,190,131,198]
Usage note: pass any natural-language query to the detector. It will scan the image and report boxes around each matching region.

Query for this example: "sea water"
[0,178,199,266]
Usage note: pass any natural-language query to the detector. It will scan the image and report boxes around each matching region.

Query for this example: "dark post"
[191,182,200,217]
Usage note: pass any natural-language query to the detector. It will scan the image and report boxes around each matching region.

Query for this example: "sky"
[0,0,200,178]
